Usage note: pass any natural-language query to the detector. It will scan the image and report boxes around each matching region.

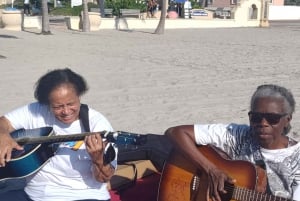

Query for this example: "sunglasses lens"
[265,114,281,124]
[249,112,285,125]
[249,113,262,123]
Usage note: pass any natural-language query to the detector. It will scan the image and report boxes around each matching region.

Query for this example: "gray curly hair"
[250,84,296,135]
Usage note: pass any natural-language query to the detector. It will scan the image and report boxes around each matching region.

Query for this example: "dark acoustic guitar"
[0,127,147,181]
[157,145,295,201]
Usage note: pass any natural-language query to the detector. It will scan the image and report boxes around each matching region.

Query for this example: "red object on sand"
[110,173,161,201]
[167,11,178,19]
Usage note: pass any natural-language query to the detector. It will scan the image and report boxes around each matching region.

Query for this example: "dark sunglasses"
[248,111,287,125]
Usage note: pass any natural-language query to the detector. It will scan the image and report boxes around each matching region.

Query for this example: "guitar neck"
[16,131,147,146]
[233,185,294,201]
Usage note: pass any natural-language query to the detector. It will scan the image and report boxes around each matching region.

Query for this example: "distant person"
[23,0,30,15]
[147,0,157,18]
[184,0,192,18]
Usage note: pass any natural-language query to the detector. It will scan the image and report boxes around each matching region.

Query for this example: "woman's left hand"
[85,133,105,166]
[85,133,115,182]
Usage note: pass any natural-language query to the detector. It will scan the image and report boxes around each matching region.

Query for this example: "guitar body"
[0,127,55,181]
[157,145,267,201]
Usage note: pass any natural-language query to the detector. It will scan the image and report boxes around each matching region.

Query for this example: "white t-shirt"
[194,123,300,201]
[184,0,191,9]
[5,102,114,201]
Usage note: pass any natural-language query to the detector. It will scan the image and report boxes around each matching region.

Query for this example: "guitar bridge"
[190,175,200,201]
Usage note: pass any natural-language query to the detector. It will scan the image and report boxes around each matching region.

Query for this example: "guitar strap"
[79,104,90,132]
[72,104,90,150]
[251,141,266,170]
[251,139,273,193]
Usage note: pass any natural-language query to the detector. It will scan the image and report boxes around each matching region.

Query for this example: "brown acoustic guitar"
[157,145,295,201]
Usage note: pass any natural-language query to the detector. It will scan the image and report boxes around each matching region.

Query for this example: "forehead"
[253,97,286,113]
[49,84,78,102]
[51,83,77,94]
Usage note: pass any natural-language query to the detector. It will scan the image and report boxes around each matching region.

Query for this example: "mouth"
[255,130,272,140]
[258,133,270,139]
[60,115,75,122]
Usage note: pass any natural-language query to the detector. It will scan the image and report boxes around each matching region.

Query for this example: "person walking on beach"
[147,0,157,18]
[0,68,116,201]
[164,84,300,201]
[184,0,192,18]
[23,0,30,15]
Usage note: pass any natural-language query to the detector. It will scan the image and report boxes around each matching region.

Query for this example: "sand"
[0,21,300,139]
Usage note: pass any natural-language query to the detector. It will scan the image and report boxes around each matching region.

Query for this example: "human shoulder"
[86,106,107,118]
[194,123,250,147]
[194,123,250,139]
[86,106,113,131]
[195,123,249,132]
[5,102,47,116]
[4,102,51,130]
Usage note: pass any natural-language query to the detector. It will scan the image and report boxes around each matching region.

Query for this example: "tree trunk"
[201,0,207,8]
[82,0,90,32]
[154,0,167,34]
[41,0,51,34]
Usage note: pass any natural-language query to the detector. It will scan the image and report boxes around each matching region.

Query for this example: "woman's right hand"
[0,117,24,167]
[0,133,23,167]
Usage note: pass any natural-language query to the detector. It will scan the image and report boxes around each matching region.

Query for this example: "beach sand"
[1,21,300,139]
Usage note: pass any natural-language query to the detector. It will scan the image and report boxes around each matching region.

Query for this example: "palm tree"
[41,0,51,34]
[154,0,167,34]
[81,0,91,32]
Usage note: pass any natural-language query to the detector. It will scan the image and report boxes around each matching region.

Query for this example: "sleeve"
[194,124,229,146]
[4,103,51,130]
[194,123,249,150]
[4,104,35,130]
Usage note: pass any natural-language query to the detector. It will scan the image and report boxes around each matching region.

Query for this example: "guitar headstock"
[104,131,147,145]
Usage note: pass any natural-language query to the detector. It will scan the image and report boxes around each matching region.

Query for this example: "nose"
[260,117,269,125]
[61,105,70,114]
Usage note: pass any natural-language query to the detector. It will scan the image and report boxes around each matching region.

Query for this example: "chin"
[59,117,76,124]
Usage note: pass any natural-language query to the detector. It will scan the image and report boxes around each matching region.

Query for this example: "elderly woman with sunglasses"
[164,84,300,201]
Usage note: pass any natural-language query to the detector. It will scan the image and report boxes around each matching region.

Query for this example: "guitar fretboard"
[16,131,147,146]
[231,185,294,201]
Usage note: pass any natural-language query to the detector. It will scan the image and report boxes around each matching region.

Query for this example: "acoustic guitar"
[0,127,147,181]
[157,145,295,201]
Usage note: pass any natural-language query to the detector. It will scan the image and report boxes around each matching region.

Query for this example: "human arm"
[164,125,235,201]
[85,133,115,183]
[0,116,23,167]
